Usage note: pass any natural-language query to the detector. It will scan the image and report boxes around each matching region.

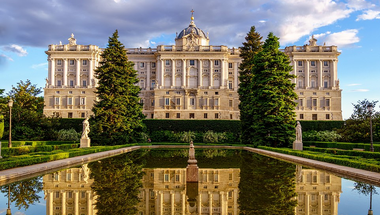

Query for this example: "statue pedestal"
[186,164,198,182]
[80,138,91,148]
[293,141,303,150]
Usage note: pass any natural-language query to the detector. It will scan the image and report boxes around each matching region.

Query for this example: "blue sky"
[1,0,380,119]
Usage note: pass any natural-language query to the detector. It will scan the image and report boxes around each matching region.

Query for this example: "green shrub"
[303,130,342,142]
[299,121,344,132]
[0,114,4,140]
[203,131,219,143]
[57,129,80,141]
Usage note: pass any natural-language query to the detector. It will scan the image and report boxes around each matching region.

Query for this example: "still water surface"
[0,149,378,215]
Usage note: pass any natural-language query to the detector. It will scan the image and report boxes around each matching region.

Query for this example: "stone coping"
[1,145,379,187]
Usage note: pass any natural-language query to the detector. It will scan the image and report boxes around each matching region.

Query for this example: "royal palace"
[43,15,342,120]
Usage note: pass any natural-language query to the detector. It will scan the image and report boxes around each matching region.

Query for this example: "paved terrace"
[1,145,380,187]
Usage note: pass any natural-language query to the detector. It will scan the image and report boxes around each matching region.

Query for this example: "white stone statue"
[81,117,90,139]
[295,121,302,143]
[189,141,195,160]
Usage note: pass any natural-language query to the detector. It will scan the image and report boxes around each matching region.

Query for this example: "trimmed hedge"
[1,141,77,148]
[304,146,380,159]
[258,146,380,172]
[0,144,79,158]
[0,144,136,171]
[303,141,380,152]
[299,120,344,132]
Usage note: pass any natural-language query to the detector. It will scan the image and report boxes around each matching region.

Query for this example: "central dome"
[176,20,207,39]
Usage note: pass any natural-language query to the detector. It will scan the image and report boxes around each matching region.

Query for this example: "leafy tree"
[243,32,297,147]
[0,114,4,140]
[337,99,380,142]
[4,80,45,141]
[239,152,297,214]
[0,89,8,114]
[91,30,145,145]
[89,151,145,215]
[238,26,263,145]
[0,177,43,210]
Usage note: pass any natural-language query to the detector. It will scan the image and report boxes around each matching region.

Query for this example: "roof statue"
[68,33,77,45]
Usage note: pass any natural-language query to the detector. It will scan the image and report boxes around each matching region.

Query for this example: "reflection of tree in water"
[89,151,145,215]
[353,182,378,214]
[238,152,297,214]
[0,176,43,210]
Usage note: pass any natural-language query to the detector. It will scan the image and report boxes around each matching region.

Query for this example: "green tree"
[91,30,144,145]
[244,32,297,147]
[238,26,263,145]
[89,151,145,215]
[238,152,297,214]
[0,114,4,140]
[337,99,379,142]
[0,89,8,114]
[5,80,45,140]
[0,177,43,210]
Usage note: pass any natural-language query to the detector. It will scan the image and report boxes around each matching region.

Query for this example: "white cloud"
[31,62,48,69]
[351,89,369,92]
[151,41,156,45]
[356,10,380,21]
[347,83,361,86]
[114,0,120,3]
[346,0,375,10]
[2,44,28,56]
[0,54,13,61]
[313,29,360,47]
[258,20,266,23]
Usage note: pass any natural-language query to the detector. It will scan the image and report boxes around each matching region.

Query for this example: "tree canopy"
[91,30,145,145]
[239,32,297,147]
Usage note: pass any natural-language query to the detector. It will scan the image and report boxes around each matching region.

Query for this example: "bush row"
[303,146,380,159]
[0,144,80,158]
[1,141,78,148]
[299,121,344,132]
[148,130,240,143]
[258,146,380,173]
[0,144,136,171]
[303,130,342,142]
[303,141,380,152]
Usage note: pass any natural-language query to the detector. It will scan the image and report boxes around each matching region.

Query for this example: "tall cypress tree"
[91,30,144,145]
[249,32,297,147]
[238,26,263,145]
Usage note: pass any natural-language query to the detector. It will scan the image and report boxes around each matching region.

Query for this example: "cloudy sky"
[1,0,380,119]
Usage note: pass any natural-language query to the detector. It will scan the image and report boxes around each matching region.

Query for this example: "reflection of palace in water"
[295,167,342,215]
[43,164,341,215]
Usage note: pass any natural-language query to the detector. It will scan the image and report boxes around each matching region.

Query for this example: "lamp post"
[368,186,373,215]
[6,185,11,215]
[8,98,13,148]
[367,103,374,152]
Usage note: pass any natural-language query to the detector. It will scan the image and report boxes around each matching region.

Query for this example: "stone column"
[159,191,164,215]
[233,189,238,215]
[332,60,337,88]
[156,59,161,88]
[305,60,310,89]
[208,191,213,215]
[221,59,225,88]
[155,191,160,215]
[63,59,68,87]
[182,191,186,214]
[87,191,92,215]
[331,193,337,214]
[171,191,175,215]
[89,58,93,87]
[74,191,79,215]
[47,190,53,215]
[61,191,66,215]
[76,59,80,87]
[145,189,150,214]
[182,59,187,88]
[234,62,238,91]
[318,193,323,214]
[318,60,323,89]
[198,191,202,214]
[198,59,203,87]
[220,191,225,215]
[293,60,297,85]
[49,58,55,86]
[161,60,165,88]
[147,62,151,90]
[305,193,309,215]
[172,59,176,88]
[209,60,213,88]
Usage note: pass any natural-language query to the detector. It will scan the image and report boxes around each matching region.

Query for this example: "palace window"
[204,113,208,119]
[82,60,87,66]
[189,113,195,119]
[228,63,233,68]
[57,80,62,87]
[57,59,62,65]
[214,69,219,73]
[312,114,318,120]
[215,113,219,119]
[311,70,315,73]
[190,98,195,106]
[152,62,156,68]
[298,61,303,66]
[165,60,170,66]
[326,99,330,107]
[312,99,317,106]
[299,99,303,106]
[165,98,170,106]
[324,81,328,88]
[298,70,303,73]
[311,80,316,88]
[81,112,85,118]
[140,62,144,68]
[229,100,233,107]
[69,60,75,65]
[68,112,73,118]
[164,174,169,182]
[300,114,304,119]
[190,60,195,66]
[165,113,169,118]
[69,80,74,87]
[214,60,219,66]
[176,113,180,118]
[228,81,233,89]
[326,114,330,119]
[80,98,86,105]
[176,98,180,105]
[55,97,60,105]
[324,61,329,66]
[67,97,73,105]
[151,80,156,88]
[310,61,316,66]
[214,98,219,106]
[82,80,87,87]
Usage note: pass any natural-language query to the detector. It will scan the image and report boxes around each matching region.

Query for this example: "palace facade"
[43,15,342,120]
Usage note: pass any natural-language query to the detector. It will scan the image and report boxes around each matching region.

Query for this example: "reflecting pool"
[0,149,378,215]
